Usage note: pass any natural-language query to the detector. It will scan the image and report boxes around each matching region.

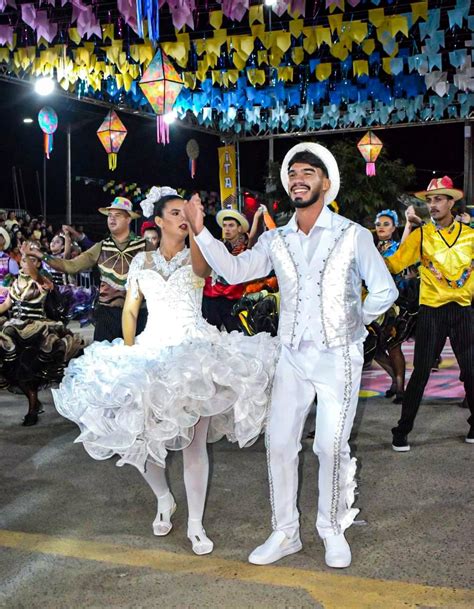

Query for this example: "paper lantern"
[357,131,383,177]
[38,106,58,159]
[186,139,199,178]
[139,48,184,144]
[97,110,127,171]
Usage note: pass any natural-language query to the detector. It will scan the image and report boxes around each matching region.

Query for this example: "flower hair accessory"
[375,209,399,227]
[140,186,179,218]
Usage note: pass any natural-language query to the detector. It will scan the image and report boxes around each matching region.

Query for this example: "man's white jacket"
[195,207,398,351]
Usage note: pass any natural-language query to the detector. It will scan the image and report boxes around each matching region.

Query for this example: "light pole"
[66,123,71,224]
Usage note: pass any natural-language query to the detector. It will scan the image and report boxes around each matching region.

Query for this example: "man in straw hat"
[385,176,473,451]
[185,142,397,568]
[202,208,249,332]
[25,197,147,342]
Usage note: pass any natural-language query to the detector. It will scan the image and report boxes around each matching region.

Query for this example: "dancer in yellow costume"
[385,177,473,451]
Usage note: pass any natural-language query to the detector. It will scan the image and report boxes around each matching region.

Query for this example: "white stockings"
[140,416,213,553]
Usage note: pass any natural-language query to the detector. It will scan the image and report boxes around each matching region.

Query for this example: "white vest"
[267,215,366,350]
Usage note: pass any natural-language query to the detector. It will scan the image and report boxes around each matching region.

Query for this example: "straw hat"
[414,176,464,202]
[216,209,250,233]
[0,227,11,250]
[98,197,141,219]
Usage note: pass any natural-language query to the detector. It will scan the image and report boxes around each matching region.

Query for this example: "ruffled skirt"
[0,318,83,391]
[52,331,279,471]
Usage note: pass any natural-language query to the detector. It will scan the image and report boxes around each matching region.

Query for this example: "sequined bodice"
[127,249,216,346]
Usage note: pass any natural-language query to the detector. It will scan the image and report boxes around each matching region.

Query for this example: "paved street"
[0,330,473,609]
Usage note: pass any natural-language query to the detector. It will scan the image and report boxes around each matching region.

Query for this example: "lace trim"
[147,248,191,278]
[126,248,191,298]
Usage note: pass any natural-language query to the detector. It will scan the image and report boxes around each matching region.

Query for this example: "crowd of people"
[0,144,472,570]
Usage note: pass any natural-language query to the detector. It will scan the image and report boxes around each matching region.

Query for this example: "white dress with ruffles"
[52,248,279,471]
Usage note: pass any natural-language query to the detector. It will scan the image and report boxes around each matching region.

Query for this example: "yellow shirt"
[386,221,473,307]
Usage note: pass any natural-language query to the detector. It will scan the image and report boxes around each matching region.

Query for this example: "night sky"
[0,79,466,220]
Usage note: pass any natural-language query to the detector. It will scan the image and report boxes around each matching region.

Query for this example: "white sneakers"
[249,530,352,568]
[323,533,352,568]
[248,530,302,565]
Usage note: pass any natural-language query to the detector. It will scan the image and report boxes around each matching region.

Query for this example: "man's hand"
[184,193,205,235]
[405,205,422,226]
[22,242,43,260]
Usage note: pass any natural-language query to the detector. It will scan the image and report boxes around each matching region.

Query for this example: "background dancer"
[386,177,473,451]
[25,197,146,342]
[0,242,82,426]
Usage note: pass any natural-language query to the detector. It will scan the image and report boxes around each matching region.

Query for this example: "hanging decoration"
[186,139,199,178]
[37,106,58,159]
[136,0,160,44]
[139,48,184,144]
[357,131,383,176]
[0,1,472,136]
[96,110,128,171]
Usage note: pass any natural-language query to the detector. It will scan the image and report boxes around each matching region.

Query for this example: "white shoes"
[152,491,176,536]
[187,519,214,555]
[248,530,302,565]
[323,533,352,568]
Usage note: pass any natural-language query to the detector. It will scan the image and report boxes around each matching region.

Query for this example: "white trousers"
[266,340,363,539]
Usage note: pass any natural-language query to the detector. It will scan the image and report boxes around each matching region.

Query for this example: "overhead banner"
[218,145,237,209]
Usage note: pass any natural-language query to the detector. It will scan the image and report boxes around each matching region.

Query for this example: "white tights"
[140,416,211,524]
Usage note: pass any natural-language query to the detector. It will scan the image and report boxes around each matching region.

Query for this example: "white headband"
[140,186,179,218]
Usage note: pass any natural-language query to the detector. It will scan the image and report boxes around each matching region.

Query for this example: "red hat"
[415,176,464,202]
[140,221,156,236]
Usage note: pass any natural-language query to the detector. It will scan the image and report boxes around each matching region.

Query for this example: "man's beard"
[290,188,321,209]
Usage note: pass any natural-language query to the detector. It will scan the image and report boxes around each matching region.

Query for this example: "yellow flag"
[277,67,294,81]
[349,21,368,44]
[316,63,332,81]
[247,69,266,86]
[249,5,264,25]
[303,34,317,55]
[368,8,385,27]
[68,28,81,45]
[362,39,375,55]
[209,10,223,29]
[411,1,428,23]
[218,146,237,209]
[274,32,291,53]
[390,15,408,37]
[183,72,197,89]
[353,59,369,77]
[227,70,239,84]
[251,25,266,42]
[102,24,114,42]
[232,53,247,71]
[328,14,343,34]
[211,70,223,85]
[258,50,269,65]
[382,58,392,74]
[292,47,304,65]
[316,27,331,47]
[289,19,304,38]
[330,42,349,61]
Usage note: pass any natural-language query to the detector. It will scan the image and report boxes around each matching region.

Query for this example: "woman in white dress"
[52,188,278,555]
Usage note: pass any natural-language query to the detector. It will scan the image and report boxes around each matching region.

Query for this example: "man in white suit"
[185,143,398,568]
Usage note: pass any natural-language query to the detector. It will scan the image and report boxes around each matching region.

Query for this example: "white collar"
[282,205,334,236]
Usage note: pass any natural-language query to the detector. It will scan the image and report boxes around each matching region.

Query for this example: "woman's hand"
[184,194,205,235]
